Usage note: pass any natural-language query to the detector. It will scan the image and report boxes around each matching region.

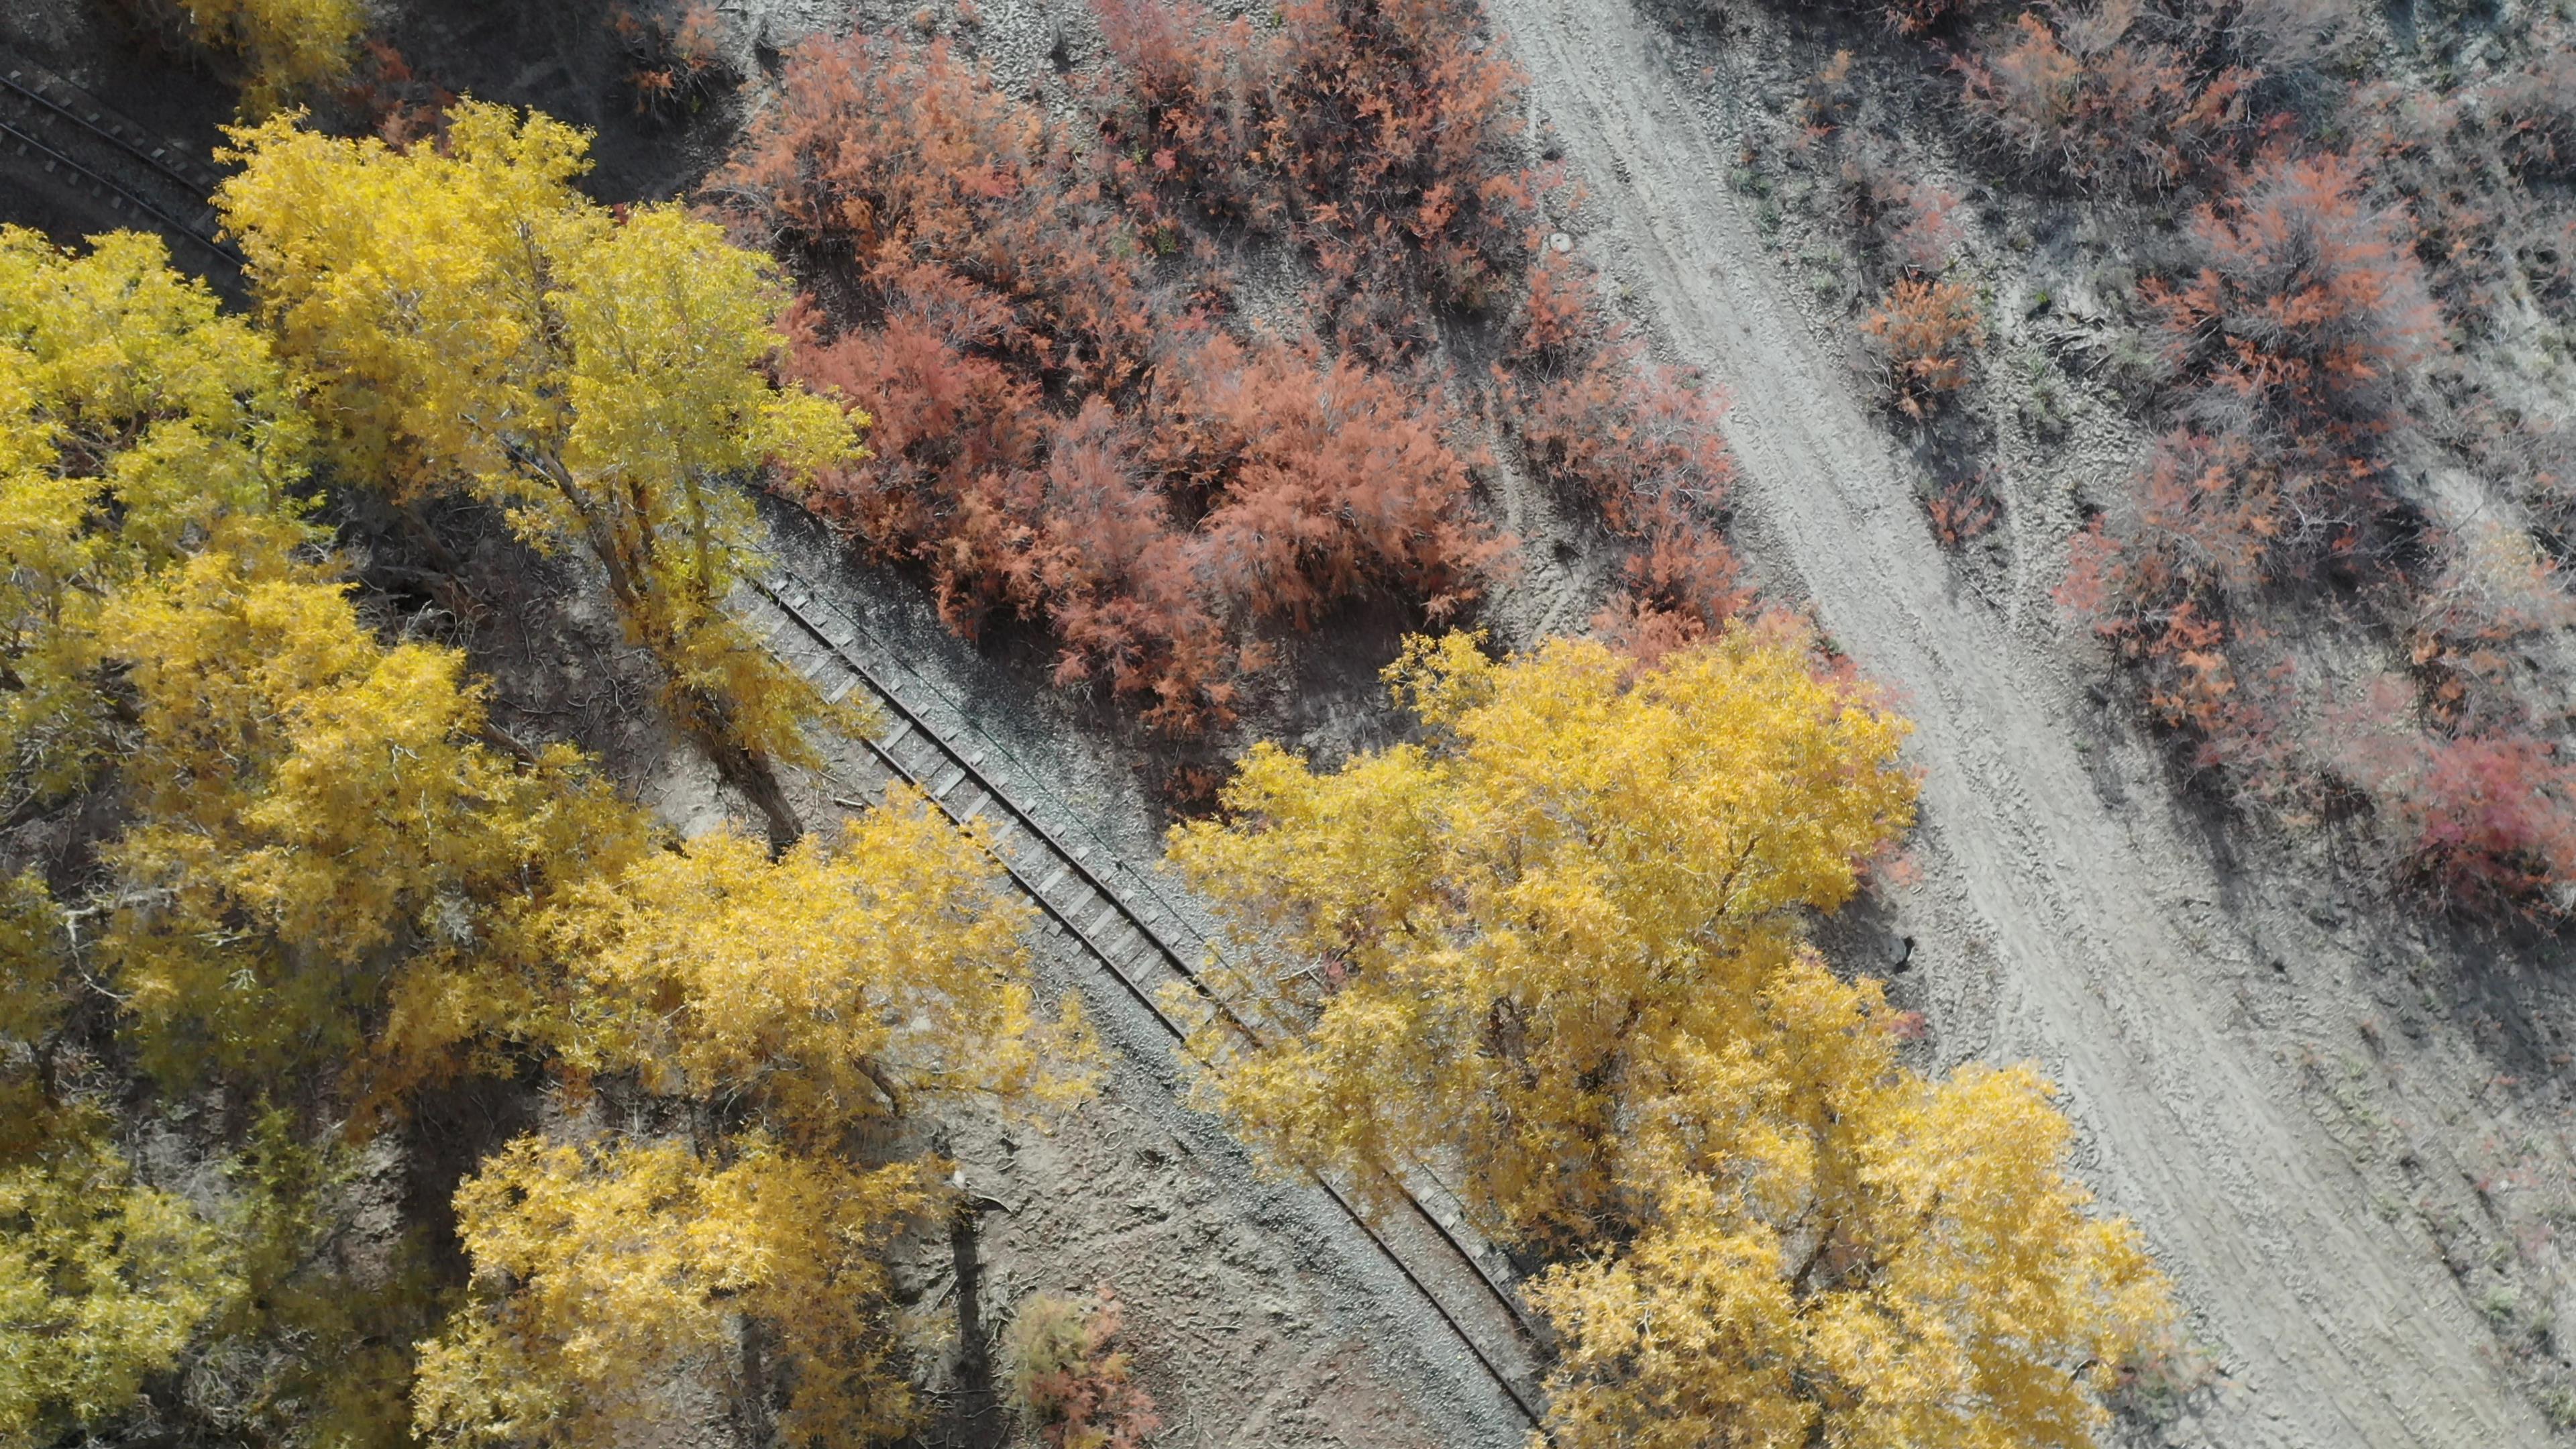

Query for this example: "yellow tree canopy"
[0,1135,241,1445]
[1528,958,2171,1449]
[0,226,311,808]
[419,792,1093,1446]
[215,104,865,844]
[416,1136,929,1449]
[176,0,366,115]
[1167,626,1919,1246]
[99,534,648,1090]
[543,790,1093,1145]
[1171,626,2170,1448]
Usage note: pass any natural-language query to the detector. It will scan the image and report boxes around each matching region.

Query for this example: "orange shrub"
[724,35,1500,731]
[1092,0,1542,358]
[1957,7,2253,193]
[2349,727,2576,922]
[1861,276,1985,419]
[2153,149,2440,444]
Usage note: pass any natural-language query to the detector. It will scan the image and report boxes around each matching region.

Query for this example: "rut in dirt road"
[1481,2,2547,1446]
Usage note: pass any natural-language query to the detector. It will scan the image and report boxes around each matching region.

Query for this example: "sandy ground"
[1482,1,2559,1444]
[751,504,1543,1449]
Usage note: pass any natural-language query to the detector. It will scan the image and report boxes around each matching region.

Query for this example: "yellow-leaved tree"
[1169,627,2173,1448]
[0,225,310,815]
[1169,627,1919,1244]
[0,874,242,1444]
[172,0,367,114]
[99,535,649,1091]
[416,793,1093,1448]
[215,103,865,848]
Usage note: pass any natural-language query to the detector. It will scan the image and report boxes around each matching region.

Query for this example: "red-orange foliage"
[1862,276,1986,419]
[1927,474,1999,547]
[2153,150,2440,445]
[612,2,733,120]
[1883,0,1963,36]
[719,37,1157,400]
[1957,6,2253,192]
[1503,249,1745,641]
[2349,726,2576,921]
[1092,0,1542,358]
[723,36,1499,730]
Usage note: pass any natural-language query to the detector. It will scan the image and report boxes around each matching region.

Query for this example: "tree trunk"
[695,713,803,854]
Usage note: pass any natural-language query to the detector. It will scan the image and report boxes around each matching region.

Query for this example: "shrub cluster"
[718,36,1501,730]
[722,5,1754,728]
[1091,0,1541,359]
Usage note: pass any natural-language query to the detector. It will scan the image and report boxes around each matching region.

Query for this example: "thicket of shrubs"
[1760,0,2576,918]
[718,0,1750,730]
[1943,0,2576,917]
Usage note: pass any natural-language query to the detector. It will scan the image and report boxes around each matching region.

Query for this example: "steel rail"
[743,568,1550,1434]
[747,570,1541,1330]
[0,64,223,204]
[0,113,239,271]
[0,59,242,273]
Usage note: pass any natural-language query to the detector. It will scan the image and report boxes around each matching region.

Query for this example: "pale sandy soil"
[1483,1,2564,1444]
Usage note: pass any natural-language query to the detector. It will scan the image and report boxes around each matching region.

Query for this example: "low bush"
[1091,0,1543,359]
[2153,149,2440,445]
[1503,249,1746,639]
[610,2,736,121]
[1957,1,2254,193]
[722,37,1499,730]
[1862,275,1986,419]
[1008,1289,1162,1449]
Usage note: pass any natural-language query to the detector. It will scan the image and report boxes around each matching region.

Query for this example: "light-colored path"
[1483,2,2546,1444]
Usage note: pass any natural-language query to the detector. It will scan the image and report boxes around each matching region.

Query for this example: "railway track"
[739,566,1553,1435]
[0,67,1552,1429]
[0,50,241,276]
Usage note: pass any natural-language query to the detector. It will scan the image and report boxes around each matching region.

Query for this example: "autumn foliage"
[1862,275,1986,419]
[1006,1288,1164,1449]
[2062,150,2443,797]
[217,104,861,845]
[1092,0,1541,355]
[1171,630,2171,1446]
[718,35,1501,730]
[2,225,1093,1443]
[1957,0,2254,192]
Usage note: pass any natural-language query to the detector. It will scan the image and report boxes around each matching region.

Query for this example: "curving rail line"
[739,567,1553,1434]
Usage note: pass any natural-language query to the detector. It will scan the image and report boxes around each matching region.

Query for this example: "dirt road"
[1482,1,2547,1444]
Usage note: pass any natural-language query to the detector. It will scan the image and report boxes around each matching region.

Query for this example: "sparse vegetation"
[1006,1288,1163,1449]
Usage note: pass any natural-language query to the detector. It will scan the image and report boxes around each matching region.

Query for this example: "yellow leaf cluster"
[421,799,1095,1446]
[543,790,1094,1142]
[0,225,309,808]
[1,215,1079,1449]
[0,1136,239,1446]
[98,535,647,1089]
[1169,627,1917,1244]
[1529,959,2171,1449]
[417,1136,929,1449]
[176,0,366,114]
[215,107,867,839]
[1171,626,2173,1448]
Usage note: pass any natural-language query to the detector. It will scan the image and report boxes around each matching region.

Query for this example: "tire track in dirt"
[1483,3,2546,1444]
